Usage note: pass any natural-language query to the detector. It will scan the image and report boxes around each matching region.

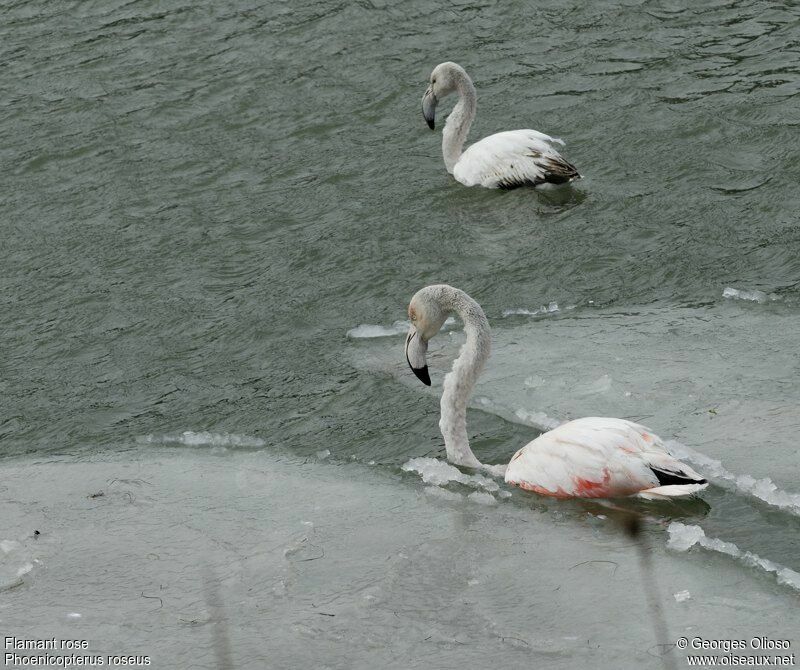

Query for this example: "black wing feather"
[650,467,707,487]
[497,153,581,189]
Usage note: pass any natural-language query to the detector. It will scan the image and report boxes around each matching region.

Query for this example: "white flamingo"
[421,62,581,189]
[404,285,708,499]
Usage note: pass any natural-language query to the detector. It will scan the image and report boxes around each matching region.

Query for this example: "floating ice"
[402,457,500,492]
[347,317,457,339]
[0,539,37,590]
[424,486,463,502]
[523,375,546,389]
[673,590,691,602]
[667,522,800,591]
[722,287,779,303]
[666,440,800,516]
[665,522,706,551]
[467,491,497,505]
[346,320,409,338]
[575,373,612,396]
[472,396,563,433]
[513,408,562,432]
[0,540,21,554]
[16,563,34,577]
[138,431,265,448]
[316,449,331,460]
[503,302,562,317]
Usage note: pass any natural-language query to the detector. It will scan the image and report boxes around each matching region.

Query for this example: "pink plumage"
[504,417,707,499]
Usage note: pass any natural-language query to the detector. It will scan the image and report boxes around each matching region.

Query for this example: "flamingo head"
[404,286,451,386]
[422,62,467,130]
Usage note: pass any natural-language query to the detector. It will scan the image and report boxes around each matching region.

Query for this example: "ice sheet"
[3,450,798,669]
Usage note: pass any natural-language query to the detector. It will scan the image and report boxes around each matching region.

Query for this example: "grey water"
[2,0,800,668]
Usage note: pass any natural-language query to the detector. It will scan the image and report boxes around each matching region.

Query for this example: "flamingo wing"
[453,129,580,189]
[504,417,707,499]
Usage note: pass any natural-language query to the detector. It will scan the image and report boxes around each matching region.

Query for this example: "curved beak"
[405,327,430,385]
[422,87,437,130]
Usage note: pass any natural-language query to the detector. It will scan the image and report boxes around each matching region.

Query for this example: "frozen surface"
[347,299,800,625]
[347,320,410,339]
[347,317,457,339]
[667,522,800,591]
[402,457,500,492]
[502,302,570,317]
[722,287,779,303]
[673,590,691,603]
[666,441,800,516]
[5,0,800,666]
[137,432,266,448]
[2,450,799,670]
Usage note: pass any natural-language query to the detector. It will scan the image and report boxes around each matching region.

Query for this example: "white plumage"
[504,417,708,499]
[453,129,575,188]
[421,62,581,189]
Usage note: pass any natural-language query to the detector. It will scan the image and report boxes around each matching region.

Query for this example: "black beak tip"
[426,118,435,130]
[412,365,431,386]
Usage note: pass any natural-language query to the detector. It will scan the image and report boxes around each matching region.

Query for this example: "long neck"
[438,288,490,469]
[442,76,477,173]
